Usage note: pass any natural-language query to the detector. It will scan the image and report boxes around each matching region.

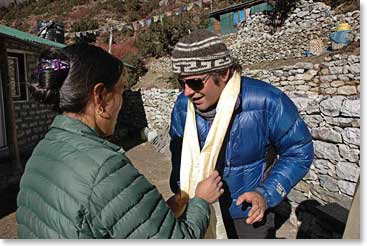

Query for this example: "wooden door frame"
[0,39,21,170]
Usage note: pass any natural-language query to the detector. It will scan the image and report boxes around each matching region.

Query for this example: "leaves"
[136,12,208,58]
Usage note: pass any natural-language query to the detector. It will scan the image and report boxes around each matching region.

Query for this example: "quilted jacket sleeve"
[87,153,210,239]
[254,92,314,208]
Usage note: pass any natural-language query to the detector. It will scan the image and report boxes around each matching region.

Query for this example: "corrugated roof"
[0,24,66,48]
[208,0,266,18]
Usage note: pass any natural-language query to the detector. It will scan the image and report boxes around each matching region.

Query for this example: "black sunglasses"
[178,74,210,91]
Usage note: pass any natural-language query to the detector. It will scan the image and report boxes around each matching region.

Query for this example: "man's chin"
[195,104,207,111]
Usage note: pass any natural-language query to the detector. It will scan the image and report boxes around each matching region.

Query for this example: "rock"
[288,189,308,203]
[305,169,318,181]
[337,180,357,196]
[337,86,357,95]
[296,85,311,91]
[348,55,360,63]
[304,72,318,82]
[324,56,332,62]
[341,99,360,117]
[319,175,339,192]
[324,116,360,128]
[336,161,360,182]
[348,64,360,74]
[293,80,305,85]
[314,140,341,162]
[330,80,345,87]
[311,127,342,143]
[320,75,337,82]
[343,65,349,74]
[319,96,344,116]
[305,99,321,114]
[338,144,360,163]
[314,159,335,175]
[291,97,314,112]
[294,180,312,193]
[320,68,330,75]
[328,66,343,74]
[338,74,350,81]
[295,74,305,80]
[303,115,323,128]
[324,87,337,95]
[341,127,360,146]
[297,10,310,18]
[296,62,314,70]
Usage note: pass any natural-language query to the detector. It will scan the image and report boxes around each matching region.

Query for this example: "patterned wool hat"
[171,29,233,76]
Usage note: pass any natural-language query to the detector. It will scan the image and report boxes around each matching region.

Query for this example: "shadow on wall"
[267,197,349,239]
[295,199,349,239]
[110,89,148,151]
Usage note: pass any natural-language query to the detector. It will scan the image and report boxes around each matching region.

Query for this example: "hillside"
[0,0,359,86]
[0,0,225,42]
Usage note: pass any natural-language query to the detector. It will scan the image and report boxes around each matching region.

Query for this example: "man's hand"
[236,191,267,224]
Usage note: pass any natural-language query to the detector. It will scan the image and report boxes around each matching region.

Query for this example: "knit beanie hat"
[171,29,233,76]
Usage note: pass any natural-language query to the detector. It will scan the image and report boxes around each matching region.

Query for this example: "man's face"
[180,70,229,111]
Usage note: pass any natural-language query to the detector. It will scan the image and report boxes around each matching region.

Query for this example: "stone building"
[0,24,65,190]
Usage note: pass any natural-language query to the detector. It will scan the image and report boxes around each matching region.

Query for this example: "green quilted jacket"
[16,115,210,239]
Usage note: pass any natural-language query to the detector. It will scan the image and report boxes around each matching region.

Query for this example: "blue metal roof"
[0,24,66,48]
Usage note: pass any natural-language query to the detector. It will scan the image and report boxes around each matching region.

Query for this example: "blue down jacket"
[169,76,314,219]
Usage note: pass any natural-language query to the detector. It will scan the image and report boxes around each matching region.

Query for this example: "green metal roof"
[0,24,66,48]
[208,0,267,18]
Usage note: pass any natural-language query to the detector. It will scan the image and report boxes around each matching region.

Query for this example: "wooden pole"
[108,27,113,54]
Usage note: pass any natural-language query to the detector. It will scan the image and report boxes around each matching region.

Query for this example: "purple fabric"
[40,58,69,72]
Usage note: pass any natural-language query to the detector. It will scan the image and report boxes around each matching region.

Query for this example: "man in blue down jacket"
[168,29,314,238]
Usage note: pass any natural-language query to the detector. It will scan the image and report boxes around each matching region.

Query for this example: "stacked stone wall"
[228,0,360,65]
[14,101,56,154]
[243,54,360,97]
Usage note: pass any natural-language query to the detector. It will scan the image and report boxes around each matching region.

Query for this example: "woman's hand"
[195,170,224,204]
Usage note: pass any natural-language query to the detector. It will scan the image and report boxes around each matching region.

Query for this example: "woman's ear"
[93,82,107,108]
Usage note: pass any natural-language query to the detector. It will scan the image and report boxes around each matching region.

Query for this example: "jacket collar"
[50,114,125,154]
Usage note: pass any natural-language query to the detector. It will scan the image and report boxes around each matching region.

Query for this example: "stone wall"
[289,96,359,207]
[228,0,360,65]
[243,54,360,97]
[14,101,56,156]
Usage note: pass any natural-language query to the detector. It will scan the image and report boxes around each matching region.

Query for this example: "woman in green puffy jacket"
[16,43,224,239]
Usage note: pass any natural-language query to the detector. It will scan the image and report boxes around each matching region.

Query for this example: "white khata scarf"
[180,71,241,239]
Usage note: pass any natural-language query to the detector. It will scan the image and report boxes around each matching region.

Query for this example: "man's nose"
[184,84,195,97]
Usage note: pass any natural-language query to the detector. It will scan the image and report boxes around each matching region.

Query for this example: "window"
[7,52,27,101]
